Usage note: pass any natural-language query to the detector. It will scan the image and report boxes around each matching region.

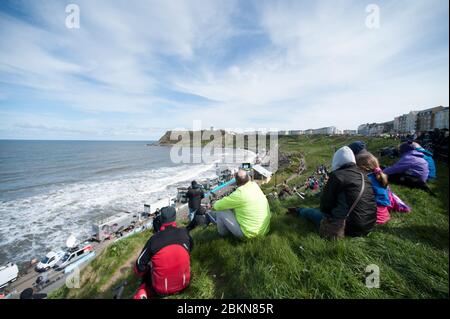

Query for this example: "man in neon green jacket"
[211,169,271,238]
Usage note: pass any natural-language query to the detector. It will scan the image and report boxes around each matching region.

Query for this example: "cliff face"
[157,130,179,145]
[156,130,272,152]
[157,130,231,146]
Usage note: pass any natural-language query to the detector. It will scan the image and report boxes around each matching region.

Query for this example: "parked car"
[0,262,19,289]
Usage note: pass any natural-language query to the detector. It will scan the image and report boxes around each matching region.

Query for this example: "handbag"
[319,172,365,240]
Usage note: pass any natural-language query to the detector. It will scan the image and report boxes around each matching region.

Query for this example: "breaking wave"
[0,147,255,265]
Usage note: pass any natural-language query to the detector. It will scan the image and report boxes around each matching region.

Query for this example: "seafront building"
[434,107,449,129]
[358,106,449,136]
[214,109,446,138]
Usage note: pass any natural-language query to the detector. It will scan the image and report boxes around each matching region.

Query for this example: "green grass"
[51,136,449,299]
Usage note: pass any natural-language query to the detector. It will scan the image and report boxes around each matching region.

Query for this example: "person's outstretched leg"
[389,174,435,196]
[216,210,244,238]
[297,208,324,228]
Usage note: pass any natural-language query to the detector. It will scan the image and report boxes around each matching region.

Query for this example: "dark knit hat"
[348,141,367,156]
[160,206,176,224]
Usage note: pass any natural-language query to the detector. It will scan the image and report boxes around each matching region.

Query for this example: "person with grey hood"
[288,146,377,238]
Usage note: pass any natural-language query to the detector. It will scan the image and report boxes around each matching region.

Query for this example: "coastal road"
[5,240,111,299]
[4,180,235,299]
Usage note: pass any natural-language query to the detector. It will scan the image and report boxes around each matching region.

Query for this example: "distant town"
[277,105,449,136]
[158,105,449,145]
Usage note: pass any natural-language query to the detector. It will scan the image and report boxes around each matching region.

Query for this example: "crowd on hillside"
[130,138,438,299]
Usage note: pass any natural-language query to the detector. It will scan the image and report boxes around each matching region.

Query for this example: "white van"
[35,250,65,272]
[54,243,93,271]
[0,262,19,289]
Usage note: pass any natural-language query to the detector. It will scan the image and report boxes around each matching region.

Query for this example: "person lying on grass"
[287,146,377,239]
[355,151,411,225]
[206,169,271,239]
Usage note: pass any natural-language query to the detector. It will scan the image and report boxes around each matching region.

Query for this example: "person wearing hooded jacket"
[383,142,430,191]
[291,146,377,237]
[411,141,436,180]
[133,206,193,299]
[186,180,205,222]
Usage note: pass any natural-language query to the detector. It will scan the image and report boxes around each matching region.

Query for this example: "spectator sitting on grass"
[355,151,410,224]
[383,142,432,193]
[134,206,193,299]
[411,141,436,180]
[186,206,209,231]
[207,169,271,239]
[287,146,377,238]
[348,141,367,156]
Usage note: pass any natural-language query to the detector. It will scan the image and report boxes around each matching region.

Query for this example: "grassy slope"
[50,136,449,299]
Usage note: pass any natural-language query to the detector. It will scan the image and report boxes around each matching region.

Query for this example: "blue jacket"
[367,173,390,207]
[416,147,436,180]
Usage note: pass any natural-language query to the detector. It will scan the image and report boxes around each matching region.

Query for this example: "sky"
[0,0,448,140]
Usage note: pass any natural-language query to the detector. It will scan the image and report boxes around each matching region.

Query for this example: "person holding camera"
[186,180,205,222]
[208,169,271,239]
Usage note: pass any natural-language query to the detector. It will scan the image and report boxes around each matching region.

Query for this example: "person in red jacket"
[133,206,193,299]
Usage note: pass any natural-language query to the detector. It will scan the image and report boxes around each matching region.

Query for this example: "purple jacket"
[383,150,429,182]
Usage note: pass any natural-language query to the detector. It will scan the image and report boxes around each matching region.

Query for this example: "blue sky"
[0,0,448,140]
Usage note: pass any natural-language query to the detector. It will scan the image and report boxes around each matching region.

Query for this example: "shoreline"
[1,147,257,298]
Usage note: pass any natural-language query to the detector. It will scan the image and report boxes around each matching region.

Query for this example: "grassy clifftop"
[50,136,449,299]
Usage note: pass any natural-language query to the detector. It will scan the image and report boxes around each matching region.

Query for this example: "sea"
[0,140,255,266]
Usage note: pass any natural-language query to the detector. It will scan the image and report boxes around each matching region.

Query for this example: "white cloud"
[0,0,448,139]
[173,0,449,130]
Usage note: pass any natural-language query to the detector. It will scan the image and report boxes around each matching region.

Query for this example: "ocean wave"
[0,148,256,264]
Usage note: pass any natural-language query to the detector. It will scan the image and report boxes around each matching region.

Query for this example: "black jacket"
[320,163,377,237]
[186,186,205,210]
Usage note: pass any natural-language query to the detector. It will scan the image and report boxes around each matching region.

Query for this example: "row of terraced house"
[357,106,449,136]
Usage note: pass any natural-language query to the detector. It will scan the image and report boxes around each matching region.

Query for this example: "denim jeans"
[297,208,324,228]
